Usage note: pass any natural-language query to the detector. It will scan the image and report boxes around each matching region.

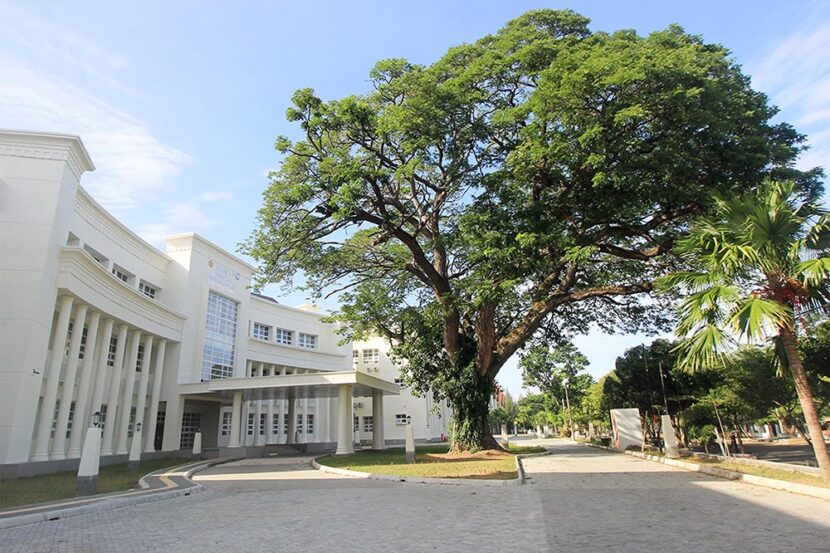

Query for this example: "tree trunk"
[779,326,830,483]
[448,368,501,453]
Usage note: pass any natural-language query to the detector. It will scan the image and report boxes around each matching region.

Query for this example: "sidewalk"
[0,458,234,529]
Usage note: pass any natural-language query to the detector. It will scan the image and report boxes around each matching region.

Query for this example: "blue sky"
[2,1,828,397]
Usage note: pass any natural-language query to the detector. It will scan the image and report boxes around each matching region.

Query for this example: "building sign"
[207,259,240,295]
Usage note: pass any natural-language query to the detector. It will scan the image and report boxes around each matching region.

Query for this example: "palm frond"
[673,324,735,373]
[798,257,830,288]
[727,297,791,341]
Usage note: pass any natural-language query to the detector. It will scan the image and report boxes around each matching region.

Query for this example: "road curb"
[583,443,830,501]
[0,458,238,530]
[311,450,549,487]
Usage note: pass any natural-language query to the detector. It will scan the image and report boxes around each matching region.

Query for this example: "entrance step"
[262,444,306,456]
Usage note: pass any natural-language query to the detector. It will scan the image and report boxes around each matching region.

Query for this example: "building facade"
[0,130,448,475]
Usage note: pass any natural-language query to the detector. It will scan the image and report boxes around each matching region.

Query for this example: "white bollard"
[76,427,102,495]
[405,423,415,463]
[192,432,203,459]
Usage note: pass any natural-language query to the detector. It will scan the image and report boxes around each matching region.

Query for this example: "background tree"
[520,343,592,415]
[657,180,830,481]
[246,9,819,451]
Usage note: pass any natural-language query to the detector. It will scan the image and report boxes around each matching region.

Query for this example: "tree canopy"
[246,9,820,451]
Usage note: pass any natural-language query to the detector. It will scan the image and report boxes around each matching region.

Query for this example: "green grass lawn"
[317,443,546,480]
[0,458,189,510]
[692,457,829,488]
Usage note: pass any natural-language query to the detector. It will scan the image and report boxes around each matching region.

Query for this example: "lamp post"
[76,411,103,495]
[563,378,574,442]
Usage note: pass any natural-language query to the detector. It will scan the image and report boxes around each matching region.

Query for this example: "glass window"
[363,349,379,364]
[395,414,409,425]
[107,336,118,367]
[296,414,303,434]
[272,413,280,435]
[275,328,293,345]
[136,344,144,372]
[112,265,131,284]
[282,413,289,434]
[139,281,157,299]
[394,378,405,388]
[363,415,373,433]
[247,412,255,436]
[353,415,359,432]
[180,412,201,449]
[298,333,317,349]
[306,414,314,434]
[78,326,88,359]
[201,292,238,380]
[252,322,271,341]
[221,411,232,436]
[352,350,359,364]
[259,413,267,436]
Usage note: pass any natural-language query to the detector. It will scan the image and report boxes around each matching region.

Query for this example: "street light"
[563,378,574,441]
[91,411,102,428]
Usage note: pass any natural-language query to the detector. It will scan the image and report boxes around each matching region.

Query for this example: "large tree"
[246,10,819,451]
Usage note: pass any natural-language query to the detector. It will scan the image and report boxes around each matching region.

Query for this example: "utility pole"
[658,361,670,415]
[563,378,574,441]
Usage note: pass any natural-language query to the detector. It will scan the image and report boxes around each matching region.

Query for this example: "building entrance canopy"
[179,370,400,402]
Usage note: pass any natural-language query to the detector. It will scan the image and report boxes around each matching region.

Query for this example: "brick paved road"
[1,441,827,552]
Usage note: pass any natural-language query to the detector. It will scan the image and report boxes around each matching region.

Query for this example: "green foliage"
[246,9,819,450]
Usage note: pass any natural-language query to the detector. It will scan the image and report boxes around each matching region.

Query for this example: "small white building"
[0,130,447,476]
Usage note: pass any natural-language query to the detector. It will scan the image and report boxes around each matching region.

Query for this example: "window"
[306,414,314,434]
[180,413,201,449]
[363,416,373,433]
[127,406,137,438]
[395,414,409,425]
[259,413,267,436]
[394,378,405,388]
[282,414,289,434]
[220,411,232,436]
[298,333,317,349]
[136,344,144,372]
[83,244,107,267]
[139,281,157,299]
[201,292,238,380]
[247,412,255,436]
[275,328,293,345]
[352,350,359,364]
[296,413,303,434]
[353,415,359,432]
[111,265,131,284]
[78,326,88,359]
[100,404,108,431]
[272,414,280,435]
[107,336,118,367]
[363,349,379,364]
[252,322,271,341]
[65,401,76,439]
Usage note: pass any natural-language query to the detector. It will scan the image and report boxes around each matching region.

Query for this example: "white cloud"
[0,61,191,214]
[749,18,830,174]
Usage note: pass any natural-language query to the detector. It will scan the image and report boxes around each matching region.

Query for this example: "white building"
[0,130,447,476]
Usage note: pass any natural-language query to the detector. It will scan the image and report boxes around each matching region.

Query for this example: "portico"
[179,370,399,455]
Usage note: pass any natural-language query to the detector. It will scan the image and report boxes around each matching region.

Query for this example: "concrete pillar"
[101,324,128,455]
[287,393,297,445]
[228,391,242,448]
[52,303,89,459]
[67,311,101,458]
[144,339,166,452]
[31,295,75,462]
[115,329,141,454]
[129,335,153,456]
[75,427,102,495]
[336,384,354,455]
[372,389,385,450]
[88,318,114,427]
[255,362,265,446]
[313,398,321,443]
[266,399,276,445]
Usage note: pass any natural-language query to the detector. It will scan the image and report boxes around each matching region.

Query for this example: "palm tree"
[657,180,830,482]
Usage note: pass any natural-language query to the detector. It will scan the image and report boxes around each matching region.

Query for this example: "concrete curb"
[584,443,830,502]
[0,458,237,530]
[311,450,549,487]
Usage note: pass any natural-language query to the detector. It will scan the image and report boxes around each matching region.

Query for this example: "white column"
[287,393,297,444]
[372,389,385,450]
[115,329,141,455]
[67,311,101,458]
[89,318,114,428]
[313,398,321,442]
[336,384,354,455]
[229,391,242,448]
[278,398,286,444]
[101,324,128,455]
[31,295,75,461]
[266,399,276,445]
[51,304,89,459]
[255,362,265,445]
[144,339,167,452]
[130,334,153,456]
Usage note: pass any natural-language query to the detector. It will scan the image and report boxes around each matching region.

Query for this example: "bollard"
[76,427,102,495]
[405,422,415,463]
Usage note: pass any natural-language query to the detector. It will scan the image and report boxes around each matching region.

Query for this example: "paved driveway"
[1,442,827,552]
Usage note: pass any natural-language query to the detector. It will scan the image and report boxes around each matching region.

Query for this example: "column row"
[30,295,168,462]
